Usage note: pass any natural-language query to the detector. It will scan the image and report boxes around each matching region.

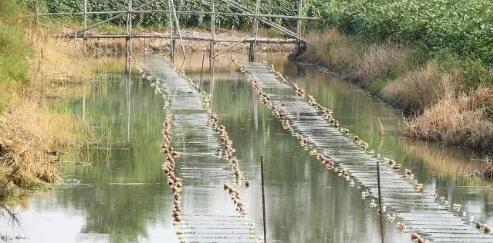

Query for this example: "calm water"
[1,53,492,243]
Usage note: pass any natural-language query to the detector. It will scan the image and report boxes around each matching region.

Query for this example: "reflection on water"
[0,53,492,242]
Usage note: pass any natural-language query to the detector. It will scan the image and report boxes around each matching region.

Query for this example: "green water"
[1,53,491,243]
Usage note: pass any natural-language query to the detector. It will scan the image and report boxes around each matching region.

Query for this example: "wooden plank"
[56,34,298,44]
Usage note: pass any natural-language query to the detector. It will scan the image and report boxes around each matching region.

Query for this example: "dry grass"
[354,43,409,85]
[0,28,103,201]
[383,63,459,113]
[0,99,77,200]
[300,29,358,72]
[405,89,493,149]
[30,33,93,85]
[299,29,410,86]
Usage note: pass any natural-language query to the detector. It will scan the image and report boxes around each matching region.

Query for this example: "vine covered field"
[28,0,330,29]
[327,0,493,62]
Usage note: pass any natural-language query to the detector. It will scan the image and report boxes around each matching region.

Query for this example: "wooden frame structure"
[34,0,314,61]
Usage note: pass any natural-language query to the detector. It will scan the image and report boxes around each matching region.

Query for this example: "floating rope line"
[138,63,186,242]
[264,63,493,236]
[174,68,250,186]
[174,67,259,242]
[138,57,259,243]
[233,59,493,242]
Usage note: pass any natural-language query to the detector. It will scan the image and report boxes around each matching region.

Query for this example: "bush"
[405,93,493,149]
[382,62,458,113]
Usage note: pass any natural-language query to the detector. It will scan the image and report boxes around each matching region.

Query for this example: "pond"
[1,53,491,243]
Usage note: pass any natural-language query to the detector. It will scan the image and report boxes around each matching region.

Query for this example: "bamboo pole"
[377,160,385,243]
[126,0,133,58]
[260,156,267,243]
[222,0,306,43]
[57,34,298,44]
[168,0,175,61]
[296,0,303,49]
[34,1,38,41]
[170,0,186,57]
[199,50,206,92]
[209,1,215,61]
[212,34,253,58]
[249,0,260,62]
[71,2,155,36]
[83,0,87,39]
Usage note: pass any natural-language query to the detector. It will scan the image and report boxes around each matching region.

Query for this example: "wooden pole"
[296,0,303,41]
[209,1,215,61]
[260,156,267,243]
[125,0,133,60]
[377,160,385,243]
[249,0,260,62]
[199,50,205,92]
[170,0,186,57]
[34,1,38,41]
[83,0,87,40]
[167,0,175,61]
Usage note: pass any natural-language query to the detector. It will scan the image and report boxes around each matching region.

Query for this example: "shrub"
[0,100,76,200]
[405,94,493,149]
[382,62,458,113]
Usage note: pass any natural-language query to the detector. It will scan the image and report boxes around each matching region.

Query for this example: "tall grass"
[382,63,458,113]
[299,29,411,89]
[405,91,493,149]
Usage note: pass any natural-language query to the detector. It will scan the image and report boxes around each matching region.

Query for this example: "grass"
[382,63,458,113]
[298,29,493,150]
[405,90,493,149]
[299,30,411,86]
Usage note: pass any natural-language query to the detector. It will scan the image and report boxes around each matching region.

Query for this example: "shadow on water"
[0,52,491,243]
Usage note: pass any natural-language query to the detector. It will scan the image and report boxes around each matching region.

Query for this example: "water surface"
[0,53,492,243]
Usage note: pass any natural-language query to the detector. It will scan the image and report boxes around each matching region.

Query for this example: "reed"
[405,90,493,149]
[0,99,79,200]
[382,63,458,113]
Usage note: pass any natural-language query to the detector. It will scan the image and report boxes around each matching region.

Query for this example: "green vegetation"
[30,0,327,29]
[326,0,493,63]
[0,0,30,112]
